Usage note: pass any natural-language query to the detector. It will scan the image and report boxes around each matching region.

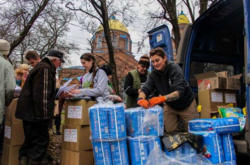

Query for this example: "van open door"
[243,0,250,151]
[147,24,174,61]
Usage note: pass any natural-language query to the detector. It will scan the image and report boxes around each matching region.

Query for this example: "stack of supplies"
[188,118,239,164]
[62,98,96,165]
[89,102,129,165]
[125,105,164,165]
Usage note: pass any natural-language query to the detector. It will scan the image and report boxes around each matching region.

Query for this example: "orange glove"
[137,99,149,109]
[149,96,167,107]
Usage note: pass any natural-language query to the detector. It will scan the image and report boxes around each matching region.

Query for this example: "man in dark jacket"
[16,50,64,165]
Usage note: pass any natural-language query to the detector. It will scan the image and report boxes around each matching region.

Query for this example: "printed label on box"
[68,106,82,119]
[64,129,77,142]
[225,94,236,103]
[4,125,11,139]
[211,92,223,102]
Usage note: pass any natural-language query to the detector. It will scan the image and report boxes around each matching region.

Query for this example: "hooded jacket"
[16,57,56,122]
[0,53,15,123]
[142,61,194,110]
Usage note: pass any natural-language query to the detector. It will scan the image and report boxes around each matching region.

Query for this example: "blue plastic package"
[110,139,129,165]
[147,136,162,153]
[223,160,237,165]
[108,104,126,140]
[125,106,164,137]
[89,106,109,140]
[164,145,182,158]
[92,141,112,165]
[221,134,236,161]
[202,133,225,164]
[125,108,146,137]
[182,142,197,155]
[127,136,149,165]
[146,107,164,136]
[188,118,240,135]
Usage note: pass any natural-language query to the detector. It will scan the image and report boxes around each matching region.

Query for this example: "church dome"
[178,11,190,24]
[96,16,128,33]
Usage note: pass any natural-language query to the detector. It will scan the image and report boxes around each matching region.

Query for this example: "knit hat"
[138,55,150,68]
[0,39,10,56]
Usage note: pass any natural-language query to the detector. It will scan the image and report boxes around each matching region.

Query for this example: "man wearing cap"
[124,55,150,108]
[0,39,15,154]
[16,49,64,165]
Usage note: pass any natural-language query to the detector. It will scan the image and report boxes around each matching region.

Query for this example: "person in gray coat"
[0,39,15,153]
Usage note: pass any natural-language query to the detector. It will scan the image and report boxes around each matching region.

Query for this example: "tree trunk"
[100,0,120,95]
[8,0,50,58]
[199,0,208,15]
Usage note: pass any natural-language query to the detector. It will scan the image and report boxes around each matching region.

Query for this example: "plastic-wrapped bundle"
[125,107,145,137]
[92,141,112,165]
[145,107,164,136]
[147,136,162,153]
[110,139,129,165]
[188,118,240,135]
[108,103,126,140]
[125,106,164,137]
[221,134,236,162]
[127,136,149,165]
[202,133,225,164]
[164,145,182,159]
[89,105,109,140]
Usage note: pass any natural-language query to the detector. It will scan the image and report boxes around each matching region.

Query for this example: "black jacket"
[16,58,56,122]
[142,61,194,110]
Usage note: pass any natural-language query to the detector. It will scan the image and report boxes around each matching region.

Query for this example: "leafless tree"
[0,0,79,66]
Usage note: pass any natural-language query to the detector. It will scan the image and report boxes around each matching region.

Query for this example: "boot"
[19,156,29,165]
[28,159,42,165]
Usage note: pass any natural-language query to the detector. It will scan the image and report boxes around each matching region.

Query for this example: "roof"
[178,11,190,24]
[96,16,128,33]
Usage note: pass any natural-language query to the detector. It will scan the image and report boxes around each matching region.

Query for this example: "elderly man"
[16,50,65,165]
[0,39,15,153]
[124,55,150,108]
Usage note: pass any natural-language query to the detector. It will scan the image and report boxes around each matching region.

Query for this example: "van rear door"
[147,24,174,61]
[244,0,250,136]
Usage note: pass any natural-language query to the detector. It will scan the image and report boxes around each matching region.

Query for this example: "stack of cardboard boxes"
[195,71,241,118]
[61,99,96,165]
[2,99,24,165]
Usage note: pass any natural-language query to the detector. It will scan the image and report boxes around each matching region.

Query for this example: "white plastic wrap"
[146,146,237,165]
[125,105,164,137]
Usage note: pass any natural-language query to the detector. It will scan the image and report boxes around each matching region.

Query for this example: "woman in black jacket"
[137,47,198,132]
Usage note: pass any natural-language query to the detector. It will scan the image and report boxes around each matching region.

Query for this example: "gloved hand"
[149,96,167,107]
[137,99,149,109]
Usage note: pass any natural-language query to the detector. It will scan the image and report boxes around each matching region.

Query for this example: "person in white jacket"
[0,39,15,153]
[70,53,109,101]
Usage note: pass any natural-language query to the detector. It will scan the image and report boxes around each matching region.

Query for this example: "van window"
[189,62,234,88]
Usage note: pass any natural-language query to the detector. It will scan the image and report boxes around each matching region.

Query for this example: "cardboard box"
[4,122,24,146]
[200,107,220,118]
[223,91,237,107]
[6,99,22,123]
[65,99,96,125]
[62,149,94,165]
[62,125,92,151]
[226,74,242,90]
[194,71,227,90]
[198,89,225,108]
[2,144,20,165]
